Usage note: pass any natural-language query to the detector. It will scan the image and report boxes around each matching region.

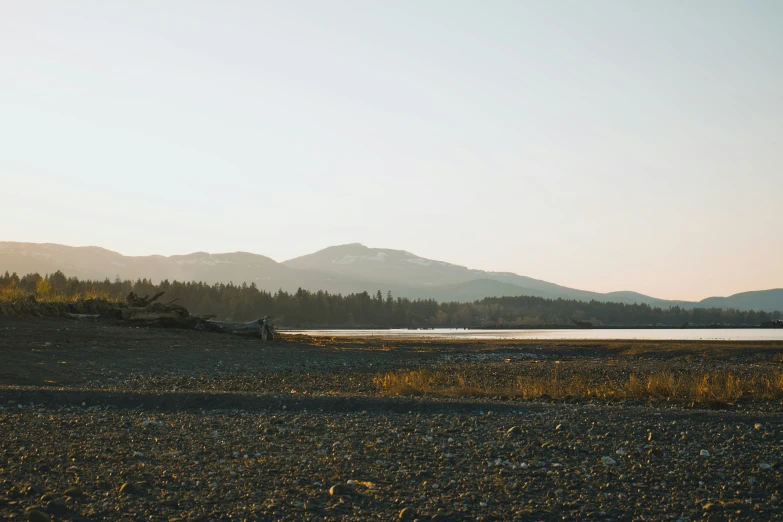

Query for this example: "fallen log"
[196,318,274,338]
[120,301,190,323]
[126,291,166,308]
[65,313,101,320]
[116,292,275,339]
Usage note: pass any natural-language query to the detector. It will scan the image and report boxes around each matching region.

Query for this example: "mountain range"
[1,241,781,312]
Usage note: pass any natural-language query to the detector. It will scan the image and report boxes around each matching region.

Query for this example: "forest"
[1,270,781,328]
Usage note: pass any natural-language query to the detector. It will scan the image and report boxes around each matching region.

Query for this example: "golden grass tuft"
[374,367,783,403]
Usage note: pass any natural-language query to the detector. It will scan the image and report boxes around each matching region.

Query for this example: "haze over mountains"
[1,242,781,312]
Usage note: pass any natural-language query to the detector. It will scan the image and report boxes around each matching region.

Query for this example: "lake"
[283,328,783,341]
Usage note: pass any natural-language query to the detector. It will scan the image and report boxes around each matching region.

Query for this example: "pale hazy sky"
[2,1,781,301]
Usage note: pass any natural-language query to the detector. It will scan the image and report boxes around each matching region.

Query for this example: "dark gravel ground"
[1,317,783,521]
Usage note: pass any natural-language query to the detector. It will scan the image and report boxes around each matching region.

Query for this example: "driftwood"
[196,318,275,339]
[120,301,190,325]
[65,313,101,320]
[572,319,593,329]
[126,291,166,308]
[118,292,275,339]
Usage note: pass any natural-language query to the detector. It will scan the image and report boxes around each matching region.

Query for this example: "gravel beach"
[1,317,782,521]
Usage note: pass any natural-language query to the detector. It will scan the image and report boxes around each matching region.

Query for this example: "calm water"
[283,328,783,341]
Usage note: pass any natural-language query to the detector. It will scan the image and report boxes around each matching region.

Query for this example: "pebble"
[700,449,711,457]
[119,482,140,495]
[45,498,66,515]
[64,486,83,497]
[506,426,522,437]
[329,483,353,497]
[399,506,416,520]
[601,456,617,466]
[27,510,50,522]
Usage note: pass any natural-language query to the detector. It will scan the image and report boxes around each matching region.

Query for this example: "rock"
[759,463,773,471]
[399,506,416,520]
[40,493,56,502]
[304,500,321,511]
[601,456,617,466]
[329,484,353,497]
[64,486,83,497]
[703,502,721,512]
[506,426,522,437]
[119,482,140,495]
[27,510,50,522]
[45,498,67,515]
[754,423,763,430]
[700,450,710,457]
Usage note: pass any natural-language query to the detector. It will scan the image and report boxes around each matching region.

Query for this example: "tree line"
[1,270,781,327]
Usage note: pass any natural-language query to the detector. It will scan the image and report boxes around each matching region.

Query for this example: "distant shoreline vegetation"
[1,270,781,328]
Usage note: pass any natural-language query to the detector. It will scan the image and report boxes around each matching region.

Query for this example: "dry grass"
[374,368,783,404]
[0,288,117,303]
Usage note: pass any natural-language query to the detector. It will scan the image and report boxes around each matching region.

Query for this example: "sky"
[1,1,781,301]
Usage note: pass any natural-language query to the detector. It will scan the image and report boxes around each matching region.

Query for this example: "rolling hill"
[1,241,780,312]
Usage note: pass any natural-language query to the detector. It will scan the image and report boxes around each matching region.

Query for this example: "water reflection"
[283,328,783,341]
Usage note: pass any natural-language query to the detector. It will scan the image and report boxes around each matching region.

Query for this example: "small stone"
[754,423,763,430]
[64,486,83,498]
[506,426,522,437]
[759,463,773,471]
[304,500,321,511]
[601,456,617,466]
[28,510,50,522]
[45,498,67,515]
[700,450,711,457]
[399,507,416,520]
[329,484,353,497]
[119,482,139,495]
[703,503,721,512]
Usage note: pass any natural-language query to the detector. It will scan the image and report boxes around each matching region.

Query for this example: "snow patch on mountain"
[332,252,388,265]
